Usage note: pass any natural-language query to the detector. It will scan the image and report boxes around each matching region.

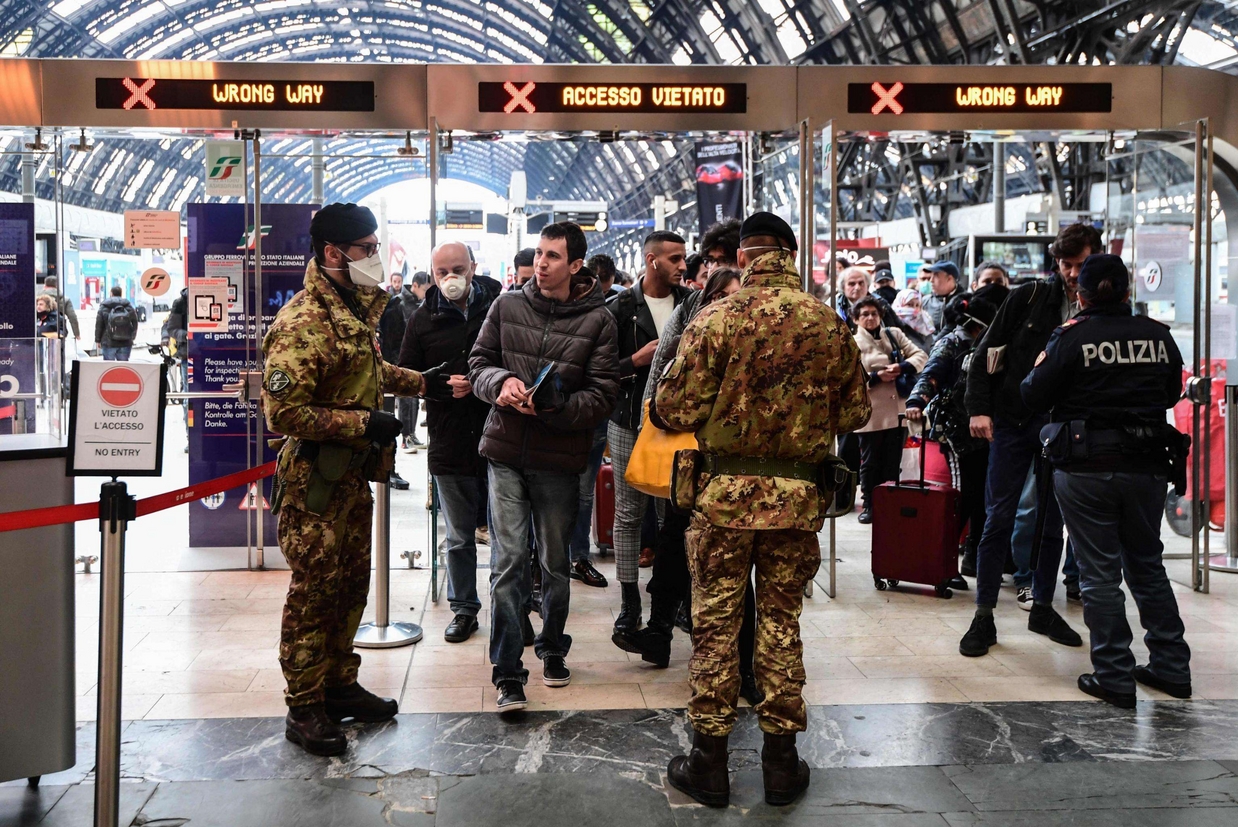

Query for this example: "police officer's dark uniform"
[1021,254,1192,708]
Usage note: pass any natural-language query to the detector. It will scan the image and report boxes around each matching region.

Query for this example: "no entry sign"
[68,361,166,476]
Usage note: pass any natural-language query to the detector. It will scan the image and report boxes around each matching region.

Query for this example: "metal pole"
[253,132,265,571]
[354,469,423,648]
[826,120,839,600]
[993,141,1006,233]
[241,141,253,568]
[1191,122,1204,589]
[1203,123,1213,593]
[429,119,439,250]
[798,119,813,290]
[94,481,135,827]
[311,137,325,204]
[1227,384,1238,568]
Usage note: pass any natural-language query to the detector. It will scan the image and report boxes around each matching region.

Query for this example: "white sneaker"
[1016,586,1033,611]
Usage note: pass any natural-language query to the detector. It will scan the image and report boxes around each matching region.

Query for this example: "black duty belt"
[701,454,818,482]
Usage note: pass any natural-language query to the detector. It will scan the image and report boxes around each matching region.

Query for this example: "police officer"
[1021,253,1191,709]
[654,212,871,807]
[263,203,449,756]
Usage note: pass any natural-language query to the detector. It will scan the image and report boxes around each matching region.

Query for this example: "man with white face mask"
[262,203,451,757]
[399,241,503,644]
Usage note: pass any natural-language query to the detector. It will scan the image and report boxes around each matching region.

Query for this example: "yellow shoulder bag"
[624,401,698,499]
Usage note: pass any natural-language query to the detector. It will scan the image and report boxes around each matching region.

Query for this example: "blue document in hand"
[528,362,555,397]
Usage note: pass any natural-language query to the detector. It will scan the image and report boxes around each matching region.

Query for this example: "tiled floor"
[69,424,1238,720]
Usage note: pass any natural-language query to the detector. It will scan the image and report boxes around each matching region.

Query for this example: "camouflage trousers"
[278,471,373,708]
[684,514,820,736]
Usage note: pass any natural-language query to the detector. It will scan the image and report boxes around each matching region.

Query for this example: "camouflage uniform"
[263,260,425,708]
[654,250,871,736]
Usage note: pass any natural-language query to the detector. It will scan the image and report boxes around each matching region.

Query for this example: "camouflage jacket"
[653,250,871,531]
[262,261,425,505]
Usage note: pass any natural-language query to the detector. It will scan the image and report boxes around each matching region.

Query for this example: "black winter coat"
[378,293,407,362]
[965,274,1069,427]
[469,273,619,473]
[908,327,986,455]
[605,278,691,429]
[397,276,501,476]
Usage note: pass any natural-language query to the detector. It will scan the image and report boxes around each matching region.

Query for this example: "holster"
[671,448,702,511]
[818,454,857,518]
[1039,420,1089,467]
[297,440,371,515]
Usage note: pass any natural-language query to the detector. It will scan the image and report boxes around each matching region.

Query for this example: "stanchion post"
[94,480,136,827]
[354,479,422,648]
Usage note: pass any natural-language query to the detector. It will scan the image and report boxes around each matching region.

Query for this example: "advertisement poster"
[185,202,315,548]
[694,141,744,237]
[0,202,36,435]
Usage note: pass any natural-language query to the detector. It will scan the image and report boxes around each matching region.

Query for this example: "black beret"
[310,203,378,245]
[739,211,797,252]
[1077,253,1129,297]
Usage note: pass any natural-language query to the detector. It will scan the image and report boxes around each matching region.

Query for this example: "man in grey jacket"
[40,276,80,340]
[469,222,618,713]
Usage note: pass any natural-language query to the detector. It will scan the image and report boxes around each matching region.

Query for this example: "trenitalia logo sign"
[479,81,748,114]
[205,141,246,198]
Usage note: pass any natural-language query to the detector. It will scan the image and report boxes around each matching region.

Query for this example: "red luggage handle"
[897,413,929,490]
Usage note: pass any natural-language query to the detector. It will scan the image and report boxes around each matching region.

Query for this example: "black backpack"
[106,303,138,343]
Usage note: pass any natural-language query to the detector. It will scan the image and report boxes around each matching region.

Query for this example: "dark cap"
[310,203,378,245]
[1077,253,1130,297]
[926,261,960,281]
[873,269,895,284]
[739,211,797,252]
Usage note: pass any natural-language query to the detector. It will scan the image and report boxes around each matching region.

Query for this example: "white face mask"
[326,246,385,288]
[440,275,469,302]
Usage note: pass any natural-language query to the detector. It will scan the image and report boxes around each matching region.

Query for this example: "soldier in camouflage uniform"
[654,212,871,807]
[262,203,448,757]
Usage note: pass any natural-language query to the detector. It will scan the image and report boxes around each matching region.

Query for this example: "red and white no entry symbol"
[98,366,144,408]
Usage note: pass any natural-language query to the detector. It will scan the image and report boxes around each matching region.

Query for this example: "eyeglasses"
[703,254,731,267]
[344,242,381,257]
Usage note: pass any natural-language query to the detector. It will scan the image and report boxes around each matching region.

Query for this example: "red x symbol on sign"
[871,81,904,115]
[503,81,536,114]
[122,78,157,110]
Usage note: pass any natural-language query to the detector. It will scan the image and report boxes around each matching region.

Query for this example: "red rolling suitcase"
[870,431,961,598]
[593,459,615,554]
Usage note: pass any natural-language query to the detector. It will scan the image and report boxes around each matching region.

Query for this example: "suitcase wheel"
[935,583,953,599]
[887,579,899,587]
[873,577,887,591]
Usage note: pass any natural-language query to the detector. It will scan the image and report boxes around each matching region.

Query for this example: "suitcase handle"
[897,414,928,490]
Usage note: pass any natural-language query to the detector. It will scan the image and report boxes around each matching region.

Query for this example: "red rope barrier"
[0,461,277,533]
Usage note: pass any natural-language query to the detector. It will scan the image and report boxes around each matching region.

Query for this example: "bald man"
[399,242,504,643]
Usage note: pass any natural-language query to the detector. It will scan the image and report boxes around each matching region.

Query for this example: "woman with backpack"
[904,287,1003,576]
[94,285,140,361]
[853,296,928,524]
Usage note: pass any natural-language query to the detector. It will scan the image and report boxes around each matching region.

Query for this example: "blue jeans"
[569,422,608,562]
[1054,470,1190,693]
[436,474,482,617]
[975,417,1065,608]
[488,461,578,686]
[1012,467,1079,589]
[101,345,131,361]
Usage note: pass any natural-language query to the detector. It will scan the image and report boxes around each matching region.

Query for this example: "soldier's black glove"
[364,409,403,444]
[419,361,453,400]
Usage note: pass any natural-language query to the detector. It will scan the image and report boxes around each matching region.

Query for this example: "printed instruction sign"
[188,276,230,333]
[68,361,166,476]
[205,141,246,198]
[124,210,182,249]
[204,257,245,314]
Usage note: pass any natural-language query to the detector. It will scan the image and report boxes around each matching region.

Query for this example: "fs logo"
[209,155,243,181]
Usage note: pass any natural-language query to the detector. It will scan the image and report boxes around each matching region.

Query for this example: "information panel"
[67,361,166,476]
[479,81,747,114]
[96,78,375,111]
[848,82,1113,115]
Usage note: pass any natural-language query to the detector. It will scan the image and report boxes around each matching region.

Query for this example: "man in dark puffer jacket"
[469,221,619,713]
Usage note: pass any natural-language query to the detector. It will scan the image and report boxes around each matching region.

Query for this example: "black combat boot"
[324,682,398,723]
[667,730,730,807]
[285,704,347,756]
[614,581,642,633]
[761,732,811,806]
[612,591,675,667]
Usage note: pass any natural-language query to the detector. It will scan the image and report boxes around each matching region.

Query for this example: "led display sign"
[95,78,376,111]
[478,81,747,114]
[848,82,1113,115]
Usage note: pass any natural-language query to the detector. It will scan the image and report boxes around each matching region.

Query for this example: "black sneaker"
[389,472,410,491]
[496,680,527,712]
[1134,665,1191,699]
[959,614,997,657]
[1028,604,1083,647]
[1066,582,1082,602]
[444,613,479,643]
[543,656,571,687]
[857,507,873,525]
